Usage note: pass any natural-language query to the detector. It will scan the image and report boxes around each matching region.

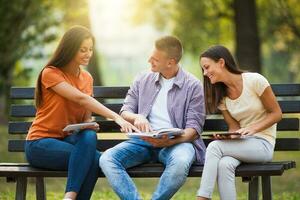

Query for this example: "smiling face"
[200,57,225,84]
[73,38,94,66]
[148,48,171,73]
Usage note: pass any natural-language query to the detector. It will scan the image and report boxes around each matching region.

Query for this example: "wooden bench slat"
[8,138,300,152]
[279,100,300,113]
[8,121,121,134]
[10,104,123,117]
[276,118,300,131]
[10,87,130,99]
[93,86,129,98]
[274,138,300,150]
[8,118,300,134]
[10,88,35,99]
[10,84,300,99]
[203,118,299,132]
[9,100,300,117]
[271,84,300,96]
[0,161,294,178]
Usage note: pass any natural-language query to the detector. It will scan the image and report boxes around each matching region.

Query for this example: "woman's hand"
[115,116,140,133]
[236,126,257,136]
[212,132,241,140]
[81,123,100,132]
[212,134,235,140]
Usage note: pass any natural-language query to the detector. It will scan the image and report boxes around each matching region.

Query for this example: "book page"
[126,128,183,139]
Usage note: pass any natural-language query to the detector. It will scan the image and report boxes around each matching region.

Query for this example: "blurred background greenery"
[0,0,299,199]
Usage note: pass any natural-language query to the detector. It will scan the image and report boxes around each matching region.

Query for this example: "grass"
[0,125,299,199]
[0,177,299,199]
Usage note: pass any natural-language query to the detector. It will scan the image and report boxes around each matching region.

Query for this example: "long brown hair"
[35,25,94,108]
[200,45,243,114]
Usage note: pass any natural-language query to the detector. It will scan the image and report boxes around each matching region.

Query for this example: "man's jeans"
[99,138,195,200]
[25,130,101,200]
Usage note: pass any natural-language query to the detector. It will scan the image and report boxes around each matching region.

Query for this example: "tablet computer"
[63,122,98,132]
[203,132,241,137]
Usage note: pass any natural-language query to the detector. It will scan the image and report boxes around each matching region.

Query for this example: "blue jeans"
[99,138,195,200]
[25,130,101,200]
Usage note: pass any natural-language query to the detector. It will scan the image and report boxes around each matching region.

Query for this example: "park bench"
[0,83,299,200]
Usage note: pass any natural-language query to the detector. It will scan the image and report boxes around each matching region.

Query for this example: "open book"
[126,128,184,139]
[62,122,98,132]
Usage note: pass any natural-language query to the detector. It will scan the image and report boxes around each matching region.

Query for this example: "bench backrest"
[8,84,300,152]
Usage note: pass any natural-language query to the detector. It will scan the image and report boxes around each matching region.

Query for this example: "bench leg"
[36,177,47,200]
[15,177,27,200]
[248,176,259,200]
[262,176,272,200]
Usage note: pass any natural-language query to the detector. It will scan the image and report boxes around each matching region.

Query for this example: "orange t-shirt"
[27,66,93,140]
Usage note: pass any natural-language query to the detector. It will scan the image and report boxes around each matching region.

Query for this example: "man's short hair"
[155,36,183,63]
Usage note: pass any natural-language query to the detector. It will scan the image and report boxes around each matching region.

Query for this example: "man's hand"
[141,135,176,148]
[115,117,140,133]
[133,114,153,132]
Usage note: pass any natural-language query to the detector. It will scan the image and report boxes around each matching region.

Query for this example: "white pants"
[197,137,274,200]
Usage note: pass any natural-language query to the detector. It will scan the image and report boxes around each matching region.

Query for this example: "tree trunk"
[0,62,14,123]
[88,48,102,86]
[233,0,261,72]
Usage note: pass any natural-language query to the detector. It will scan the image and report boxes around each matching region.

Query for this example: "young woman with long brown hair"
[25,25,138,200]
[196,45,282,200]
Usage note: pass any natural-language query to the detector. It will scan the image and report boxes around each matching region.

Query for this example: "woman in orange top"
[25,25,138,200]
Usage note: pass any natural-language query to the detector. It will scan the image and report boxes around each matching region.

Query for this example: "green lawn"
[0,125,299,199]
[0,177,299,199]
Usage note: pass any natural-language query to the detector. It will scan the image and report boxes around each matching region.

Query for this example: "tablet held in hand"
[203,132,241,137]
[63,122,98,132]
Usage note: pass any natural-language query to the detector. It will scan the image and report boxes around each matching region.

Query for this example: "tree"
[233,0,261,72]
[131,0,300,82]
[0,0,59,121]
[131,0,261,71]
[258,0,300,82]
[0,0,104,122]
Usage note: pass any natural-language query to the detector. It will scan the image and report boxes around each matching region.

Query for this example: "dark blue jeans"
[25,129,101,200]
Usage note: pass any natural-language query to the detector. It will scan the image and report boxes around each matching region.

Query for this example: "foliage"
[131,0,234,55]
[258,0,300,82]
[131,0,300,83]
[0,0,61,119]
[0,0,102,121]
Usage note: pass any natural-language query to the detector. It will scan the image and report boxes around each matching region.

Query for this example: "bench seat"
[0,161,296,178]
